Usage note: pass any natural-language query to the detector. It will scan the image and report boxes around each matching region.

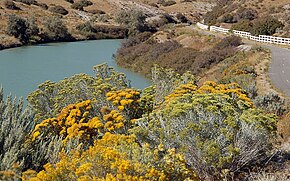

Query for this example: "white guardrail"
[197,22,290,46]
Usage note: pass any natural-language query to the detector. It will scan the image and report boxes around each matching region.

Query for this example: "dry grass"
[278,114,290,142]
[252,49,277,96]
[249,172,290,181]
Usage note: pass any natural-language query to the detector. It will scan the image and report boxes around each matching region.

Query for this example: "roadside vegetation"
[115,30,243,77]
[0,64,288,180]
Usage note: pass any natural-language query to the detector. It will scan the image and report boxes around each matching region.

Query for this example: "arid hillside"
[0,0,215,49]
[204,0,290,37]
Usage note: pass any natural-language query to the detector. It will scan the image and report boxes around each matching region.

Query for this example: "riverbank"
[0,24,128,51]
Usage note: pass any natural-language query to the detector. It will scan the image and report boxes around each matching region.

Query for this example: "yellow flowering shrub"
[24,133,199,181]
[165,81,253,108]
[106,89,142,119]
[0,65,278,181]
[132,81,276,179]
[32,100,99,143]
[32,100,134,144]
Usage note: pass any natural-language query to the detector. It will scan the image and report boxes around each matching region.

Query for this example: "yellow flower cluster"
[106,89,141,112]
[103,109,126,132]
[32,99,134,143]
[164,81,253,107]
[199,81,253,106]
[165,83,197,101]
[32,100,104,143]
[23,133,198,181]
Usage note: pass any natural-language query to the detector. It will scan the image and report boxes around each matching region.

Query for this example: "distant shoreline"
[0,36,125,51]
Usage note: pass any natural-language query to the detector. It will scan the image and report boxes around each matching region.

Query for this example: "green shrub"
[37,2,48,9]
[149,13,176,29]
[71,0,93,10]
[254,92,286,116]
[49,5,69,15]
[232,16,283,36]
[43,17,72,41]
[7,15,39,43]
[14,0,37,5]
[120,32,153,48]
[115,9,148,35]
[158,0,176,6]
[250,16,284,35]
[204,5,225,25]
[76,21,96,39]
[215,35,242,49]
[27,64,130,121]
[77,24,127,39]
[131,78,277,179]
[231,19,253,32]
[76,21,95,33]
[93,25,127,38]
[221,14,237,23]
[236,8,258,21]
[181,0,194,2]
[87,9,105,14]
[176,13,188,23]
[65,0,74,3]
[0,88,35,171]
[4,0,20,10]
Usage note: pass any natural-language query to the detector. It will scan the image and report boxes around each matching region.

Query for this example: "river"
[0,39,150,99]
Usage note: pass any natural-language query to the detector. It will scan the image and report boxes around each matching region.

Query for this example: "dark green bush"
[221,14,237,23]
[49,5,68,15]
[250,16,284,35]
[93,25,128,39]
[181,0,194,2]
[231,19,253,32]
[4,0,20,10]
[14,0,37,5]
[71,0,93,10]
[236,8,258,21]
[65,0,74,4]
[214,35,242,50]
[204,5,225,25]
[254,92,286,116]
[37,2,48,9]
[43,17,72,41]
[149,14,176,29]
[76,22,127,39]
[115,9,148,35]
[158,0,176,6]
[121,32,153,48]
[176,13,188,23]
[87,9,105,14]
[76,21,95,33]
[7,15,39,43]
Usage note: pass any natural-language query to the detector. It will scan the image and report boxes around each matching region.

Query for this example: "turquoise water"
[0,40,150,99]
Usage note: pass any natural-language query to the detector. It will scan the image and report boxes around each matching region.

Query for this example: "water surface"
[0,40,150,99]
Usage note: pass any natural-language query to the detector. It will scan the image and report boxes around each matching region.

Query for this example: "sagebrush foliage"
[0,88,34,171]
[0,65,279,180]
[27,64,130,121]
[23,133,198,181]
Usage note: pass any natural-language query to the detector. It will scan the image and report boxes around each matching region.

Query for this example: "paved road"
[266,45,290,97]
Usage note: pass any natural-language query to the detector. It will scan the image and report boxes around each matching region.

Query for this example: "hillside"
[0,0,215,49]
[203,0,290,37]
